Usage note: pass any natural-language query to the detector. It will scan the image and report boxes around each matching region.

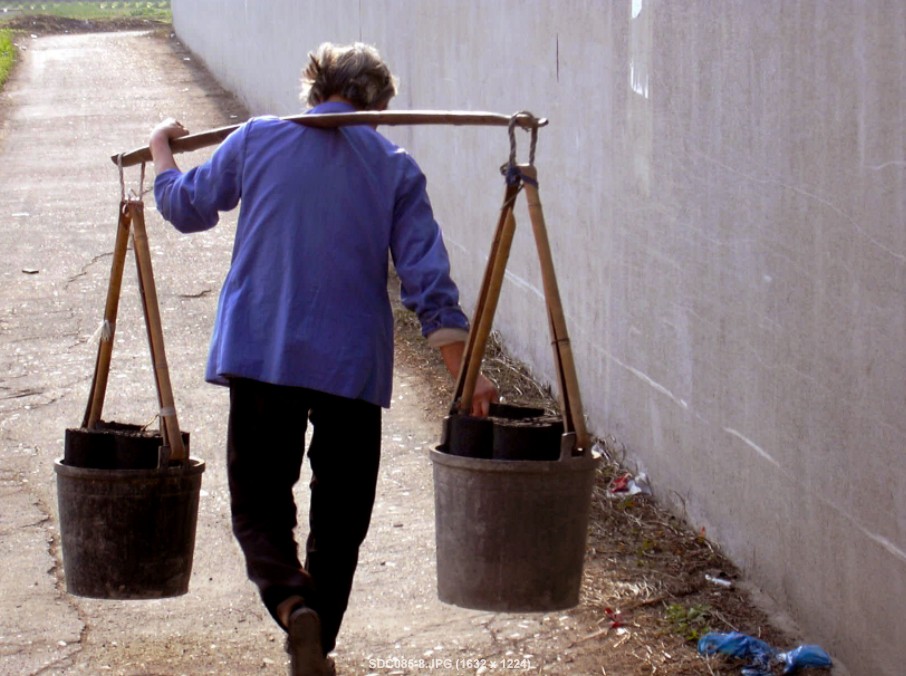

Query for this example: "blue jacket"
[154,101,469,407]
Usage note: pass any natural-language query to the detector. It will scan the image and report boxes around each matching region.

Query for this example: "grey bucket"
[431,449,599,611]
[54,458,205,599]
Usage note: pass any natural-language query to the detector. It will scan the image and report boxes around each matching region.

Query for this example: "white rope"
[91,319,114,344]
[117,154,126,203]
[117,155,149,203]
[506,111,540,169]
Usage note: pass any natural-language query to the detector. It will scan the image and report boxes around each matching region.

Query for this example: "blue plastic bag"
[698,632,776,675]
[779,644,833,673]
[699,632,833,675]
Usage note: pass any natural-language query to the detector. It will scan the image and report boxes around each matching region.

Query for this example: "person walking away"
[148,42,497,675]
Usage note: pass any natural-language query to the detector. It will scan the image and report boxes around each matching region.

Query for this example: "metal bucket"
[54,456,204,599]
[431,448,599,611]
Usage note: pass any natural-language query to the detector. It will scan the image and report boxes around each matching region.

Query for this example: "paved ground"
[0,30,603,676]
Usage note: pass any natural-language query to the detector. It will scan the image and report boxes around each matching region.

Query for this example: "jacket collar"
[308,101,358,115]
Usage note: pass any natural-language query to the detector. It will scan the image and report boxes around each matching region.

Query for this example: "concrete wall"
[170,2,905,673]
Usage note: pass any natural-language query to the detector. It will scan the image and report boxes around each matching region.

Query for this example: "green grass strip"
[1,2,171,23]
[0,29,16,91]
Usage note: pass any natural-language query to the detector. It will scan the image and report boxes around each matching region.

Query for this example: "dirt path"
[0,28,843,676]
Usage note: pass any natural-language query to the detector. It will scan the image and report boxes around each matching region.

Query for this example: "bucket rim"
[54,457,205,478]
[429,447,599,474]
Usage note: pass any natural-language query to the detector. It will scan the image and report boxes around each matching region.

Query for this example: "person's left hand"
[469,373,499,417]
[149,118,190,172]
[150,117,190,143]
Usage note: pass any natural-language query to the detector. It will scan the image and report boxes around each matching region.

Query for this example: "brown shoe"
[286,606,331,675]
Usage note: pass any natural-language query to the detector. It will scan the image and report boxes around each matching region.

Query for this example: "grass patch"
[0,1,171,24]
[0,28,15,89]
[665,602,713,643]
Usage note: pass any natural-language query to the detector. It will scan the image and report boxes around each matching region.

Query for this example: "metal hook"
[502,111,541,186]
[504,111,540,173]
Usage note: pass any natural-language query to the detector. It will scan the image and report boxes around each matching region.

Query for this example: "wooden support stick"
[519,165,590,453]
[129,202,187,463]
[113,110,549,168]
[83,202,132,429]
[454,181,521,413]
[545,301,573,431]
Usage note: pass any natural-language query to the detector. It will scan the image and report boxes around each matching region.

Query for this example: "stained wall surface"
[169,2,905,673]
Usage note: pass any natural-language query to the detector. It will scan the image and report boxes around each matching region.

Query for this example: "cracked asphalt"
[0,30,603,676]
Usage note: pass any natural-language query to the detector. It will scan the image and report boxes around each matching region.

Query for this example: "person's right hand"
[437,340,500,417]
[468,373,499,417]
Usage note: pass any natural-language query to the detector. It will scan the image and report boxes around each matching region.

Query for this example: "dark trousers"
[227,378,381,653]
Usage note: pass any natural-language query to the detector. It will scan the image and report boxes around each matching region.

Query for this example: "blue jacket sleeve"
[390,157,470,337]
[153,124,246,233]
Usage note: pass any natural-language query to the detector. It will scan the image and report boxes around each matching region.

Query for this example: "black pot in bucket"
[492,415,564,460]
[64,421,190,470]
[440,403,563,461]
[445,414,494,458]
[56,423,204,599]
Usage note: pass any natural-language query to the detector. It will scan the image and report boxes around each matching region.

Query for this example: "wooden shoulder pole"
[113,110,548,168]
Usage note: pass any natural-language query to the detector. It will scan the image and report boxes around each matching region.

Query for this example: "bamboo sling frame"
[85,109,588,467]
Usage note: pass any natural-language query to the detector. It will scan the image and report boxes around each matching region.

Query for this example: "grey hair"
[300,42,398,110]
